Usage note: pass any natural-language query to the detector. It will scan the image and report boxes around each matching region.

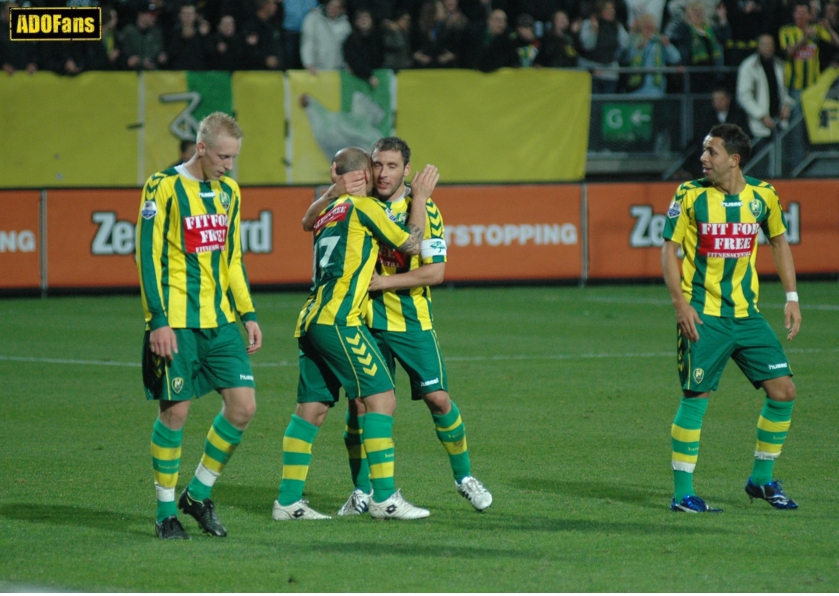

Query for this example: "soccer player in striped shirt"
[662,123,802,513]
[303,137,492,515]
[273,147,436,521]
[136,112,262,539]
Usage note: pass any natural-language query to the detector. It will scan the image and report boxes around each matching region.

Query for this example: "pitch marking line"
[576,296,839,311]
[2,347,836,369]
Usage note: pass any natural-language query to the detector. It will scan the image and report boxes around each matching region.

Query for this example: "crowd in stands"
[2,0,839,120]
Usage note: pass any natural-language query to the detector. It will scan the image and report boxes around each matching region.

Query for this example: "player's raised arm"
[398,165,438,255]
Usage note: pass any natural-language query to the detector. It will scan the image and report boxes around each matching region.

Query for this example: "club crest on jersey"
[219,191,231,209]
[667,201,681,218]
[172,377,184,394]
[384,207,406,224]
[692,368,704,384]
[749,199,763,219]
[141,201,158,220]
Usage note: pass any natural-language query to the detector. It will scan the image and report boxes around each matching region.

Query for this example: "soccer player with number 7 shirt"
[662,123,802,514]
[272,146,436,521]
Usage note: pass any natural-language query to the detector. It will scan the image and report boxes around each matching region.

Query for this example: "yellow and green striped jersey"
[663,177,788,318]
[295,194,412,336]
[365,194,447,332]
[778,24,832,90]
[135,166,256,331]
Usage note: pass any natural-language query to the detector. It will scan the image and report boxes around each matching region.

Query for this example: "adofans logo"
[10,7,101,41]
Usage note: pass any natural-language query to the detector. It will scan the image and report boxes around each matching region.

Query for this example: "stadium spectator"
[206,14,246,71]
[343,8,384,85]
[283,0,319,70]
[534,9,579,67]
[476,8,518,71]
[520,0,562,36]
[662,122,801,515]
[381,9,413,70]
[300,136,493,517]
[781,0,839,92]
[578,0,630,93]
[440,0,476,67]
[819,0,839,69]
[667,0,730,91]
[207,14,245,71]
[243,0,284,70]
[736,33,792,145]
[625,0,667,29]
[301,0,352,74]
[94,5,126,70]
[663,0,720,33]
[166,3,211,70]
[778,0,839,167]
[412,0,458,68]
[620,12,681,95]
[722,0,770,67]
[121,4,168,70]
[136,112,262,540]
[513,13,540,66]
[271,147,431,522]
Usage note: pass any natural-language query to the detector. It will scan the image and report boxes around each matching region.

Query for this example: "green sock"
[151,419,183,523]
[751,399,794,485]
[344,411,371,492]
[432,401,471,482]
[278,414,318,506]
[187,413,243,502]
[671,397,709,501]
[363,412,395,503]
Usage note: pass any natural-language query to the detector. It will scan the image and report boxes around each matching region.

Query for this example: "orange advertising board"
[237,187,317,286]
[432,185,583,281]
[45,187,319,289]
[586,181,839,280]
[0,191,41,289]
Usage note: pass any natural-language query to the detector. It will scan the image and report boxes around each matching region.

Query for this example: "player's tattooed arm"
[398,222,424,255]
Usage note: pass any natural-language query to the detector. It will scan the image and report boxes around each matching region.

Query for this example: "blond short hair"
[196,112,243,148]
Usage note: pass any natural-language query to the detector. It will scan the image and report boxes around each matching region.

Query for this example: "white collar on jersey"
[175,163,203,182]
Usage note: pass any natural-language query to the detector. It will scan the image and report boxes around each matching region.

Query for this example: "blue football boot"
[745,478,798,510]
[670,495,723,513]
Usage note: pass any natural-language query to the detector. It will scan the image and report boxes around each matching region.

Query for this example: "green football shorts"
[371,328,448,400]
[677,312,792,393]
[142,323,255,401]
[297,324,395,403]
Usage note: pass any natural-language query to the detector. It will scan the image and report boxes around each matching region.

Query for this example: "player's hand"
[675,303,703,342]
[339,170,368,196]
[245,320,262,354]
[150,326,178,362]
[410,165,440,201]
[784,300,801,340]
[368,271,386,292]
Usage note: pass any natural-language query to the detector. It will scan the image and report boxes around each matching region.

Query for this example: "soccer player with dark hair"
[136,112,262,539]
[302,136,492,515]
[273,147,436,521]
[662,123,802,513]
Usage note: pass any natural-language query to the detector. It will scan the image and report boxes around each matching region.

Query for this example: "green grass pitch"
[1,281,837,592]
